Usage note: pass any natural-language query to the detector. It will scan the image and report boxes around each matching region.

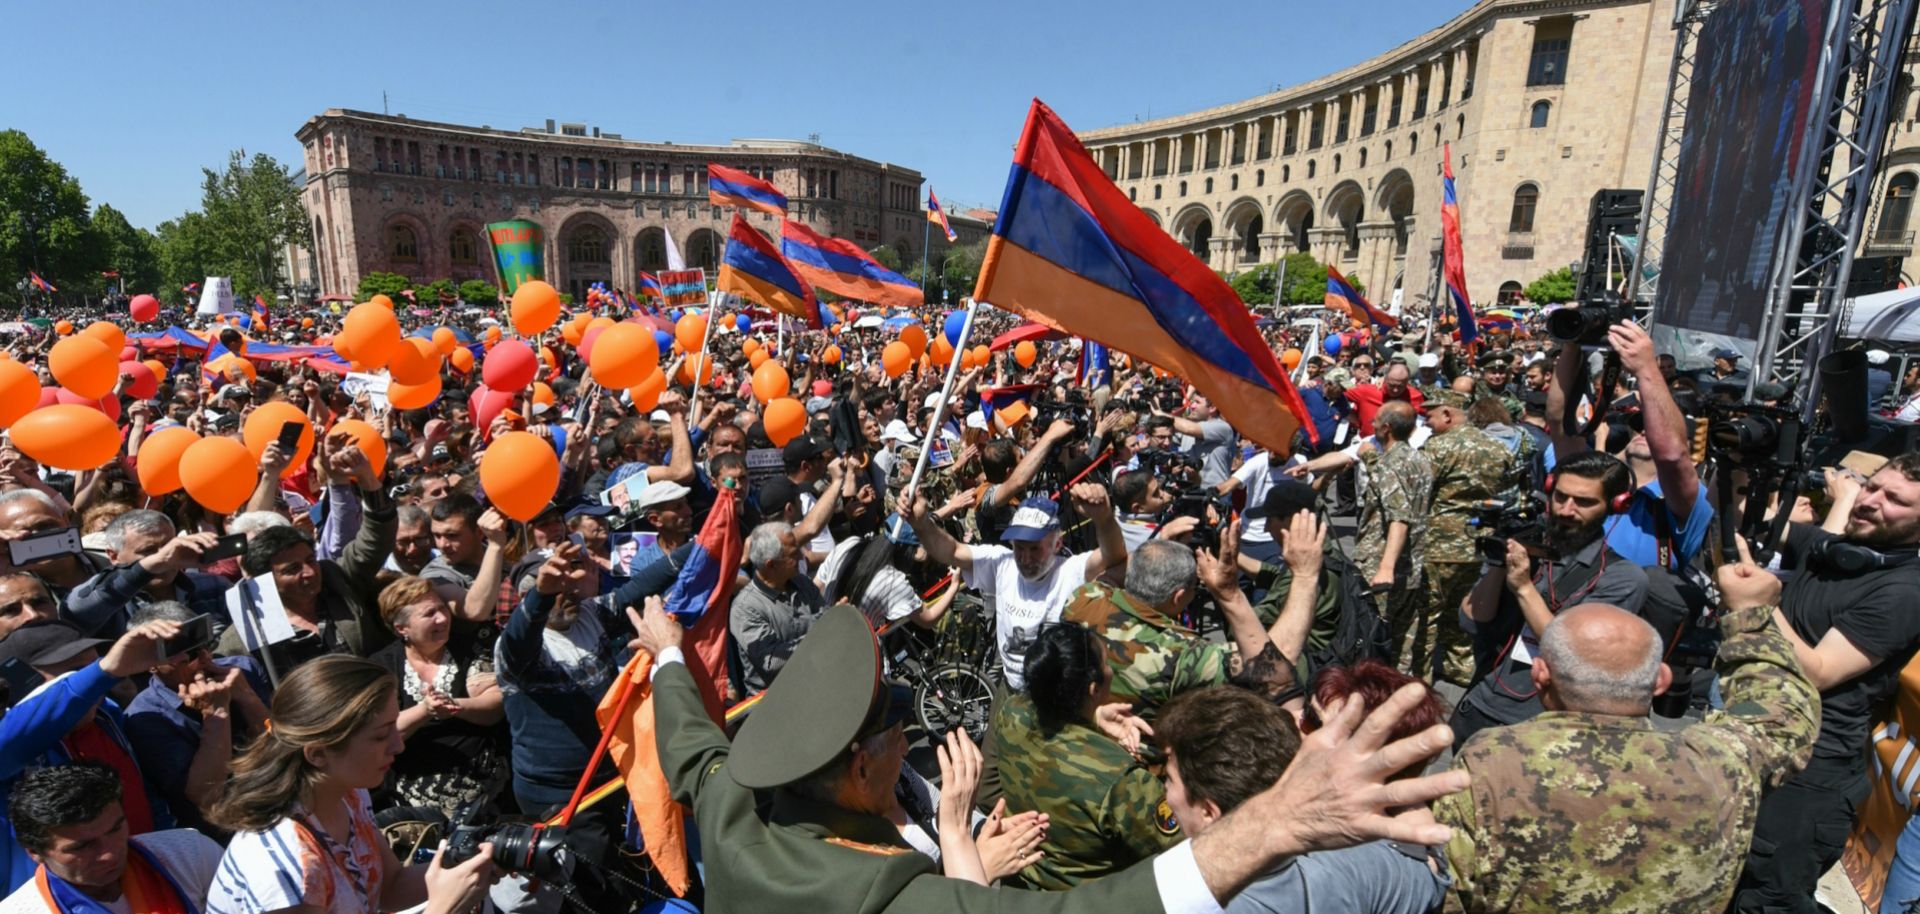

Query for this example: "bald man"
[1432,552,1819,914]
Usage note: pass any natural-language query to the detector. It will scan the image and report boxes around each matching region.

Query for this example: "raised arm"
[1610,321,1700,517]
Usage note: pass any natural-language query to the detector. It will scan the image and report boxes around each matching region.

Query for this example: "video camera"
[1545,290,1636,346]
[1157,488,1228,552]
[442,799,572,884]
[1135,447,1201,484]
[1701,398,1803,479]
[1467,496,1549,563]
[1119,380,1186,417]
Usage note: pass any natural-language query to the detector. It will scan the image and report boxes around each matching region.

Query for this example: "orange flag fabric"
[594,650,691,896]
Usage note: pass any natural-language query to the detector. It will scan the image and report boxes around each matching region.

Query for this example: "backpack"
[1308,549,1397,672]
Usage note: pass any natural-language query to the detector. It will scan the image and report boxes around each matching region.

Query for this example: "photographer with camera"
[1152,394,1237,488]
[1730,452,1920,913]
[974,419,1078,545]
[201,656,497,914]
[1452,452,1653,749]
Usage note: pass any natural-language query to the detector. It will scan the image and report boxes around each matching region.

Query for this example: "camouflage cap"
[1427,388,1471,410]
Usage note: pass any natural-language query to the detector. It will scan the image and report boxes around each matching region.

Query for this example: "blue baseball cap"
[1001,497,1062,542]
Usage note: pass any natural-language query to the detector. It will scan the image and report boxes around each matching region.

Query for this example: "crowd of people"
[0,288,1916,914]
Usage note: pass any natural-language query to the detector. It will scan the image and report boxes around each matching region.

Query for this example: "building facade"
[294,111,957,303]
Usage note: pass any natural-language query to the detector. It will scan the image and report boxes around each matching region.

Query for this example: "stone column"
[1208,237,1231,271]
[1259,232,1285,262]
[1357,220,1397,297]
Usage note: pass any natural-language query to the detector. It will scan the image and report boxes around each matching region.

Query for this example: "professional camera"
[1136,448,1202,486]
[1545,290,1635,346]
[1467,497,1549,562]
[442,799,572,884]
[1157,488,1227,552]
[1032,394,1094,436]
[1701,399,1803,475]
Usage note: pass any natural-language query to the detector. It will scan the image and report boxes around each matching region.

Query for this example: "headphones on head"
[1543,453,1635,515]
[1809,539,1920,576]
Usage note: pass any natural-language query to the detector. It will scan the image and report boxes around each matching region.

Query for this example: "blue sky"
[12,1,1458,230]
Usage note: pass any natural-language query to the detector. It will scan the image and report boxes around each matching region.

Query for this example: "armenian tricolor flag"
[252,294,271,331]
[1441,143,1478,345]
[27,272,55,294]
[928,188,957,242]
[637,271,665,304]
[972,99,1314,454]
[779,220,923,310]
[1326,264,1396,332]
[707,164,787,216]
[717,215,821,329]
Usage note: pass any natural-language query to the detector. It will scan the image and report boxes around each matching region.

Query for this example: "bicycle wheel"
[914,662,995,743]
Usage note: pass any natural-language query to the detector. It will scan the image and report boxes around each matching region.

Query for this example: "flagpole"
[691,290,722,425]
[918,213,932,293]
[894,299,978,538]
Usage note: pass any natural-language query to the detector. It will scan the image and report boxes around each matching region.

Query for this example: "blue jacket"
[0,663,118,892]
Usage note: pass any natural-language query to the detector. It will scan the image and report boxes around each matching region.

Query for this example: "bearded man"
[1450,451,1655,750]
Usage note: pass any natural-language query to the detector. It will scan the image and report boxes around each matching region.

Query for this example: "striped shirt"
[206,791,387,914]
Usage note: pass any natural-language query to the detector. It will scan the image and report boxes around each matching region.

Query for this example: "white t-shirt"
[1,830,223,914]
[207,790,388,914]
[817,537,922,629]
[1232,451,1299,544]
[964,546,1093,690]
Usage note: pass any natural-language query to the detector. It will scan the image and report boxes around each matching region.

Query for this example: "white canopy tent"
[1843,287,1920,342]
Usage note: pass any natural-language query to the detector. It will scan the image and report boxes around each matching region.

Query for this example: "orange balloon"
[0,358,40,429]
[959,349,976,371]
[971,345,990,367]
[510,280,562,336]
[1014,341,1038,368]
[675,314,708,353]
[388,337,441,385]
[136,426,199,495]
[823,345,842,366]
[388,375,442,410]
[332,335,356,362]
[480,431,561,521]
[242,402,315,477]
[448,347,475,373]
[629,370,667,411]
[678,353,717,386]
[561,315,588,347]
[343,303,402,368]
[931,335,955,366]
[532,382,555,407]
[540,346,558,372]
[180,436,258,513]
[141,359,167,382]
[752,360,791,403]
[81,321,126,353]
[749,350,769,370]
[587,316,615,335]
[9,405,120,471]
[742,338,761,357]
[219,356,257,384]
[54,320,74,336]
[371,294,395,310]
[484,326,502,348]
[1281,348,1303,370]
[432,327,458,355]
[882,342,911,378]
[764,398,807,446]
[327,419,387,480]
[49,336,117,400]
[300,317,315,329]
[900,325,928,360]
[589,323,661,389]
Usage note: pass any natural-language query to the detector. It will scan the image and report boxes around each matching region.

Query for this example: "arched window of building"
[1230,174,1239,191]
[1255,169,1265,187]
[1179,181,1188,197]
[1457,114,1466,138]
[1509,183,1539,233]
[1410,133,1419,156]
[1530,101,1551,129]
[1359,148,1368,168]
[1130,187,1138,201]
[1877,172,1918,242]
[1385,140,1393,159]
[1307,160,1317,179]
[388,224,418,262]
[1497,281,1524,307]
[1154,184,1163,200]
[450,229,477,266]
[1204,178,1214,194]
[1333,154,1342,174]
[569,227,608,264]
[1282,165,1290,182]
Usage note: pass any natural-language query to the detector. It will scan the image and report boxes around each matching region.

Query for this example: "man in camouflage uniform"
[1351,401,1432,672]
[993,690,1183,890]
[1434,558,1817,914]
[1473,351,1517,401]
[1420,389,1513,685]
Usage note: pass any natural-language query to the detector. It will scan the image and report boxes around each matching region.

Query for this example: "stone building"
[1075,0,1920,314]
[293,110,948,303]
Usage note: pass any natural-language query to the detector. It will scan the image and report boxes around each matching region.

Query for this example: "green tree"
[0,130,96,304]
[413,278,457,307]
[357,271,413,301]
[153,212,220,308]
[92,204,161,298]
[198,150,312,302]
[868,245,901,271]
[941,240,987,299]
[1523,267,1577,304]
[458,280,500,309]
[1229,263,1282,306]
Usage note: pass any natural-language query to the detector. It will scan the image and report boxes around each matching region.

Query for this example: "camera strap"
[1563,351,1625,442]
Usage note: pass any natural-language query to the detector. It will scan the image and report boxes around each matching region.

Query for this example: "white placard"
[226,572,296,652]
[341,372,392,410]
[196,277,235,316]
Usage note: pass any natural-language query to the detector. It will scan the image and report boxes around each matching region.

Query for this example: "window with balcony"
[1872,173,1917,250]
[389,224,418,262]
[1509,183,1539,232]
[1527,20,1573,86]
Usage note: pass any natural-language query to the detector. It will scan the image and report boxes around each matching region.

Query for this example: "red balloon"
[118,361,158,400]
[119,346,139,362]
[578,325,608,364]
[482,340,538,391]
[54,387,120,422]
[470,386,517,434]
[129,294,160,323]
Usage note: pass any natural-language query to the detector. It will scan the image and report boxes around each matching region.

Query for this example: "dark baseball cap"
[782,434,833,467]
[0,621,108,669]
